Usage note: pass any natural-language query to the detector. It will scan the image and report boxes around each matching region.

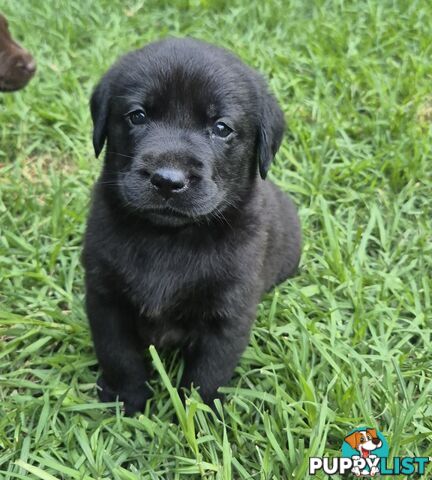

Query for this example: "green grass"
[1,0,431,478]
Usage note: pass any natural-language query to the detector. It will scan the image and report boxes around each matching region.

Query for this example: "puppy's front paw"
[96,376,151,416]
[96,376,117,402]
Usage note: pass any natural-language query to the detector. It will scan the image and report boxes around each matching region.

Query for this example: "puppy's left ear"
[257,89,285,179]
[90,79,110,158]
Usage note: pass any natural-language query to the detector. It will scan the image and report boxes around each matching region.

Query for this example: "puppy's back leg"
[267,191,302,288]
[279,191,301,274]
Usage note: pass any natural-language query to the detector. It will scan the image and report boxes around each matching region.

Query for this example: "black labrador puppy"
[84,38,301,416]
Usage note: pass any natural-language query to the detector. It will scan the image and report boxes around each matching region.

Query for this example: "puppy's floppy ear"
[257,89,285,179]
[90,79,110,158]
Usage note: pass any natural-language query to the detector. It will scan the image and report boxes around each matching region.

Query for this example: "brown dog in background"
[0,13,35,92]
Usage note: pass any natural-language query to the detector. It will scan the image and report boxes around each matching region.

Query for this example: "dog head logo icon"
[344,428,382,458]
[342,427,389,477]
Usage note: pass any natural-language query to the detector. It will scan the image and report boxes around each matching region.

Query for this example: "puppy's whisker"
[97,182,124,188]
[106,151,136,159]
[212,208,233,230]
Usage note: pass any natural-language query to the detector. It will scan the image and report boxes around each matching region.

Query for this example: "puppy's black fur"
[84,38,301,416]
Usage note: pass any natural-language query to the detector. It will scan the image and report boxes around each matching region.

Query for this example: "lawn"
[0,0,431,478]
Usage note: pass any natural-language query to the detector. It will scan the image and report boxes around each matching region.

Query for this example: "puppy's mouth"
[142,207,198,228]
[144,202,219,220]
[117,173,225,224]
[140,196,225,227]
[0,78,27,92]
[144,207,190,218]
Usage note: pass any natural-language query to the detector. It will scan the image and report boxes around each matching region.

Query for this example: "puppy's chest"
[115,240,228,318]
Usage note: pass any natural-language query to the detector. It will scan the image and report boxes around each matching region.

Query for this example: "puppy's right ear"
[90,80,110,158]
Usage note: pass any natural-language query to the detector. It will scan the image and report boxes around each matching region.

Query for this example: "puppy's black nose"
[25,60,37,74]
[16,58,36,74]
[150,168,187,198]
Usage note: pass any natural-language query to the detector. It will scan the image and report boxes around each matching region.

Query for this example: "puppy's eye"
[128,109,146,125]
[212,121,233,138]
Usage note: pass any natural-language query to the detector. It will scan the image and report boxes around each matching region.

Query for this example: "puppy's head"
[0,14,36,92]
[90,38,284,226]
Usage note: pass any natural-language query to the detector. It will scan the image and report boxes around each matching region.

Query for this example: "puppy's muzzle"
[150,167,188,199]
[16,58,37,76]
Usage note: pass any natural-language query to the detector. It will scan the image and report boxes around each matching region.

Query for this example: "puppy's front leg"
[180,324,250,405]
[86,289,151,415]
